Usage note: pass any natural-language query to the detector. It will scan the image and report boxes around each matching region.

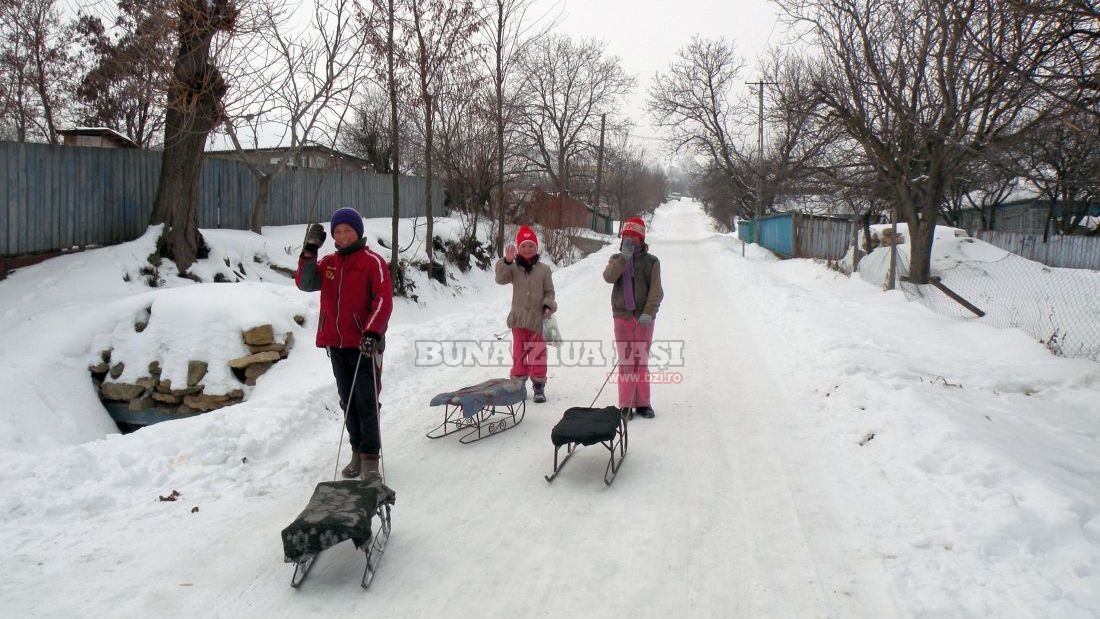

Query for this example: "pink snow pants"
[510,327,547,384]
[614,317,655,407]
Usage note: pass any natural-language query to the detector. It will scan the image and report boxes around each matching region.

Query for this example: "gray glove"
[621,237,637,257]
[638,313,653,325]
[303,223,326,255]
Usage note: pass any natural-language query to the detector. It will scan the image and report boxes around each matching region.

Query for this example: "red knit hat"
[622,217,646,242]
[515,225,538,250]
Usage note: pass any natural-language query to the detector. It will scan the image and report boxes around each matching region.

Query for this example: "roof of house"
[205,143,371,166]
[59,127,139,149]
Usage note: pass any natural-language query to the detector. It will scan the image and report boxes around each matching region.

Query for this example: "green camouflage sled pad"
[281,478,396,564]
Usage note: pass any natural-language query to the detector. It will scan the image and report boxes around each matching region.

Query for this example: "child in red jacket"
[296,207,393,480]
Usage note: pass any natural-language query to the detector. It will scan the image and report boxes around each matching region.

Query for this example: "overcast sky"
[184,0,790,157]
[540,0,789,162]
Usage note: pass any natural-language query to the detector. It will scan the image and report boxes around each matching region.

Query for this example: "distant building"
[954,199,1100,235]
[59,127,139,149]
[205,144,373,172]
[521,188,613,234]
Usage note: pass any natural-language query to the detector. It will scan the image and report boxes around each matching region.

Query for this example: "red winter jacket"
[296,241,393,349]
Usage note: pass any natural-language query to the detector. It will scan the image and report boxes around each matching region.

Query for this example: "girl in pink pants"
[495,225,557,403]
[602,216,664,419]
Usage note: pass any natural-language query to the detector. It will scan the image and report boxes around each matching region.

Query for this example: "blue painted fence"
[0,142,441,257]
[739,212,851,260]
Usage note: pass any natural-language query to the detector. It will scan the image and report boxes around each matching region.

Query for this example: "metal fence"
[882,250,1100,362]
[738,212,851,260]
[976,230,1100,270]
[0,141,441,257]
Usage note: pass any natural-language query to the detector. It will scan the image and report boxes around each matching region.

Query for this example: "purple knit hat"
[330,207,364,238]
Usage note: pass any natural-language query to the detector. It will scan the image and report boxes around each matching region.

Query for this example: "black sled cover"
[550,406,622,447]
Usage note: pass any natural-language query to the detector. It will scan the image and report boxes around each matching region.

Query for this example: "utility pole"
[593,113,606,233]
[747,80,775,246]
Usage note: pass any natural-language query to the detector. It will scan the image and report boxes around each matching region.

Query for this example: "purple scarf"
[623,256,636,312]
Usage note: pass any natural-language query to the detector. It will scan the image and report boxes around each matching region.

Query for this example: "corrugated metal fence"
[738,212,851,260]
[976,230,1100,270]
[1,141,440,257]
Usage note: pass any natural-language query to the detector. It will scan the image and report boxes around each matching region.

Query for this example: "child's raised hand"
[505,244,516,262]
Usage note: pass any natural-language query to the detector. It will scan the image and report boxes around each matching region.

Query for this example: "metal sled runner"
[281,479,396,589]
[427,378,527,444]
[545,406,628,486]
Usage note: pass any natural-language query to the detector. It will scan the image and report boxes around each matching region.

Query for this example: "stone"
[101,382,145,402]
[109,362,124,379]
[293,314,306,326]
[242,325,275,346]
[244,362,272,383]
[157,378,201,397]
[89,361,109,374]
[149,360,161,376]
[152,391,182,404]
[227,389,244,399]
[134,321,147,333]
[228,351,280,369]
[183,393,231,412]
[136,376,156,390]
[187,360,208,387]
[246,343,286,355]
[127,396,155,411]
[284,331,295,350]
[100,349,112,363]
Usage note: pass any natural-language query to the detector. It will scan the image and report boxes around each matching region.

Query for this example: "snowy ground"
[1,200,1098,618]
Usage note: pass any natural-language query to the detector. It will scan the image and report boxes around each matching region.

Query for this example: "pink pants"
[614,317,655,407]
[511,328,547,384]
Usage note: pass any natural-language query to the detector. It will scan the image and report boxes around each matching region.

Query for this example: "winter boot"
[360,453,382,481]
[532,382,546,403]
[634,406,655,419]
[341,450,361,478]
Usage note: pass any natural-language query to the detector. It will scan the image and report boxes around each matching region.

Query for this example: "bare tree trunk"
[150,96,220,269]
[250,174,271,233]
[906,209,936,284]
[387,0,401,281]
[148,0,234,272]
[424,92,435,264]
[495,29,506,257]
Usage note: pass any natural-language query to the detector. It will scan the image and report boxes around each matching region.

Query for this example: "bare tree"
[434,70,495,224]
[0,0,75,144]
[341,85,403,173]
[220,0,371,232]
[354,0,419,284]
[647,37,749,199]
[406,0,482,266]
[601,130,666,224]
[148,0,239,271]
[977,2,1100,124]
[480,0,559,255]
[514,35,635,197]
[74,1,174,147]
[777,0,1053,283]
[1018,109,1100,238]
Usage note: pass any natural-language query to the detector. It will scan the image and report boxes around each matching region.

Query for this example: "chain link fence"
[893,249,1100,361]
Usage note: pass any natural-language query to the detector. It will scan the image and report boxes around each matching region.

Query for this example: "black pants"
[329,347,382,456]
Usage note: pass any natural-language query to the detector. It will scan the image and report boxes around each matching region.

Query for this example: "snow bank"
[0,215,498,451]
